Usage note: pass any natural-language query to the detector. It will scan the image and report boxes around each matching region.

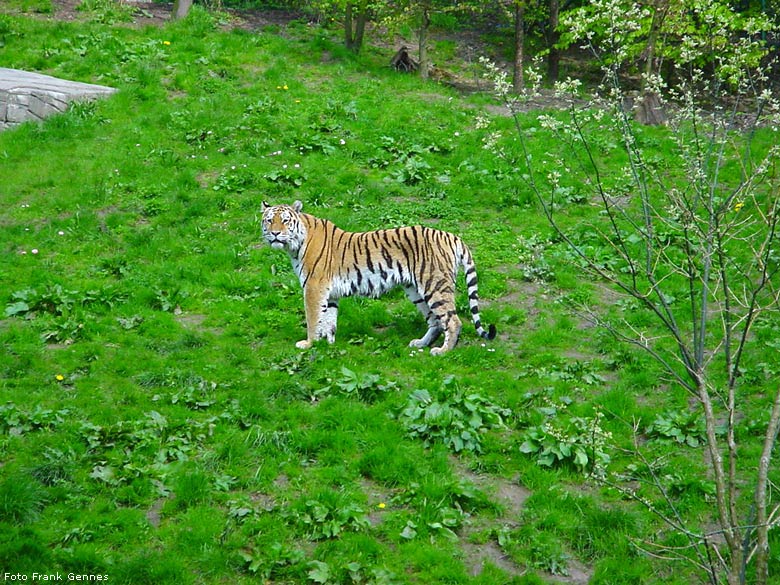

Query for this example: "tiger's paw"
[296,339,313,350]
[408,338,427,349]
[430,346,448,356]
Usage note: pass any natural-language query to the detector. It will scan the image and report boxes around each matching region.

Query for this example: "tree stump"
[635,91,668,125]
[390,47,418,73]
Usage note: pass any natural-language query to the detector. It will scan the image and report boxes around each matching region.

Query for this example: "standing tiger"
[261,200,496,355]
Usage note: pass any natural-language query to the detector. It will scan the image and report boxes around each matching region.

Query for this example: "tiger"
[261,200,496,355]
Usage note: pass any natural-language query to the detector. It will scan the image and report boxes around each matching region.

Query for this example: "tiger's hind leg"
[430,311,461,356]
[319,298,339,344]
[425,288,462,356]
[404,286,442,349]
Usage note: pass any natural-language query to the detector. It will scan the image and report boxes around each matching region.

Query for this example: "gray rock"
[0,68,117,131]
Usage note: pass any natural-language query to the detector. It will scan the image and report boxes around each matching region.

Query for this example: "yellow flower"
[734,201,745,212]
[377,502,386,509]
[163,41,171,46]
[55,374,65,381]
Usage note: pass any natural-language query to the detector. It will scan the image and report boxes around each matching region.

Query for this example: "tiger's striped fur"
[261,200,496,355]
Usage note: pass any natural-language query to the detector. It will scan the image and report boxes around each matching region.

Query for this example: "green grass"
[1,4,778,584]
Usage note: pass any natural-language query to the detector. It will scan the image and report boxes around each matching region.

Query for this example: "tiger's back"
[262,200,496,354]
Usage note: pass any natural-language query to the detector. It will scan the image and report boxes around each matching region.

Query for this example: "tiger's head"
[261,200,306,251]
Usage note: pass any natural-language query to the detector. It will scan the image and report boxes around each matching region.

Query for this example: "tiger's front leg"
[297,286,337,349]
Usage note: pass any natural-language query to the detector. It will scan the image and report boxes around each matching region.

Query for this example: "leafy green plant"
[392,156,431,185]
[517,359,606,386]
[393,477,488,542]
[516,234,555,282]
[0,403,69,436]
[520,411,612,475]
[397,378,510,454]
[646,410,706,447]
[319,367,397,403]
[144,373,219,410]
[241,542,305,579]
[212,165,256,192]
[151,288,187,312]
[40,314,87,344]
[290,491,370,540]
[5,285,126,318]
[77,410,221,487]
[307,559,400,584]
[263,165,307,187]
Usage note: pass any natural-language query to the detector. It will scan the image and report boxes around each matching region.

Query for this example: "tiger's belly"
[330,266,409,299]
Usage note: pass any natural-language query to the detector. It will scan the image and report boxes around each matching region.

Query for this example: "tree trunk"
[418,3,431,80]
[698,379,743,585]
[352,11,366,53]
[345,2,354,50]
[171,0,192,20]
[344,3,367,53]
[754,388,780,584]
[636,0,669,125]
[513,1,525,92]
[547,0,560,83]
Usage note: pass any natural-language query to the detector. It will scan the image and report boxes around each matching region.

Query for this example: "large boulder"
[0,68,117,131]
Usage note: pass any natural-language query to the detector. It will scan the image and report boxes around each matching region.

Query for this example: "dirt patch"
[128,1,173,27]
[228,7,309,32]
[452,459,596,583]
[451,458,530,577]
[249,490,276,512]
[175,312,224,336]
[47,0,303,30]
[483,88,590,116]
[550,560,593,585]
[360,478,396,527]
[462,540,525,578]
[452,457,532,513]
[145,496,166,528]
[496,279,543,316]
[176,312,206,328]
[49,0,86,21]
[48,0,170,23]
[549,559,593,585]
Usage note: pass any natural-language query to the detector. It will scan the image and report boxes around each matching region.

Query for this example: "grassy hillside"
[1,4,778,584]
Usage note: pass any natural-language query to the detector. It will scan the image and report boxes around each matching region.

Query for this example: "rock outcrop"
[0,68,117,131]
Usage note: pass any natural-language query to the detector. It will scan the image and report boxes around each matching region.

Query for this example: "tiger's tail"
[459,242,497,342]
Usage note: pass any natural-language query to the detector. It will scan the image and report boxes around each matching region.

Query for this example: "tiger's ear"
[293,200,303,212]
[261,201,270,211]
